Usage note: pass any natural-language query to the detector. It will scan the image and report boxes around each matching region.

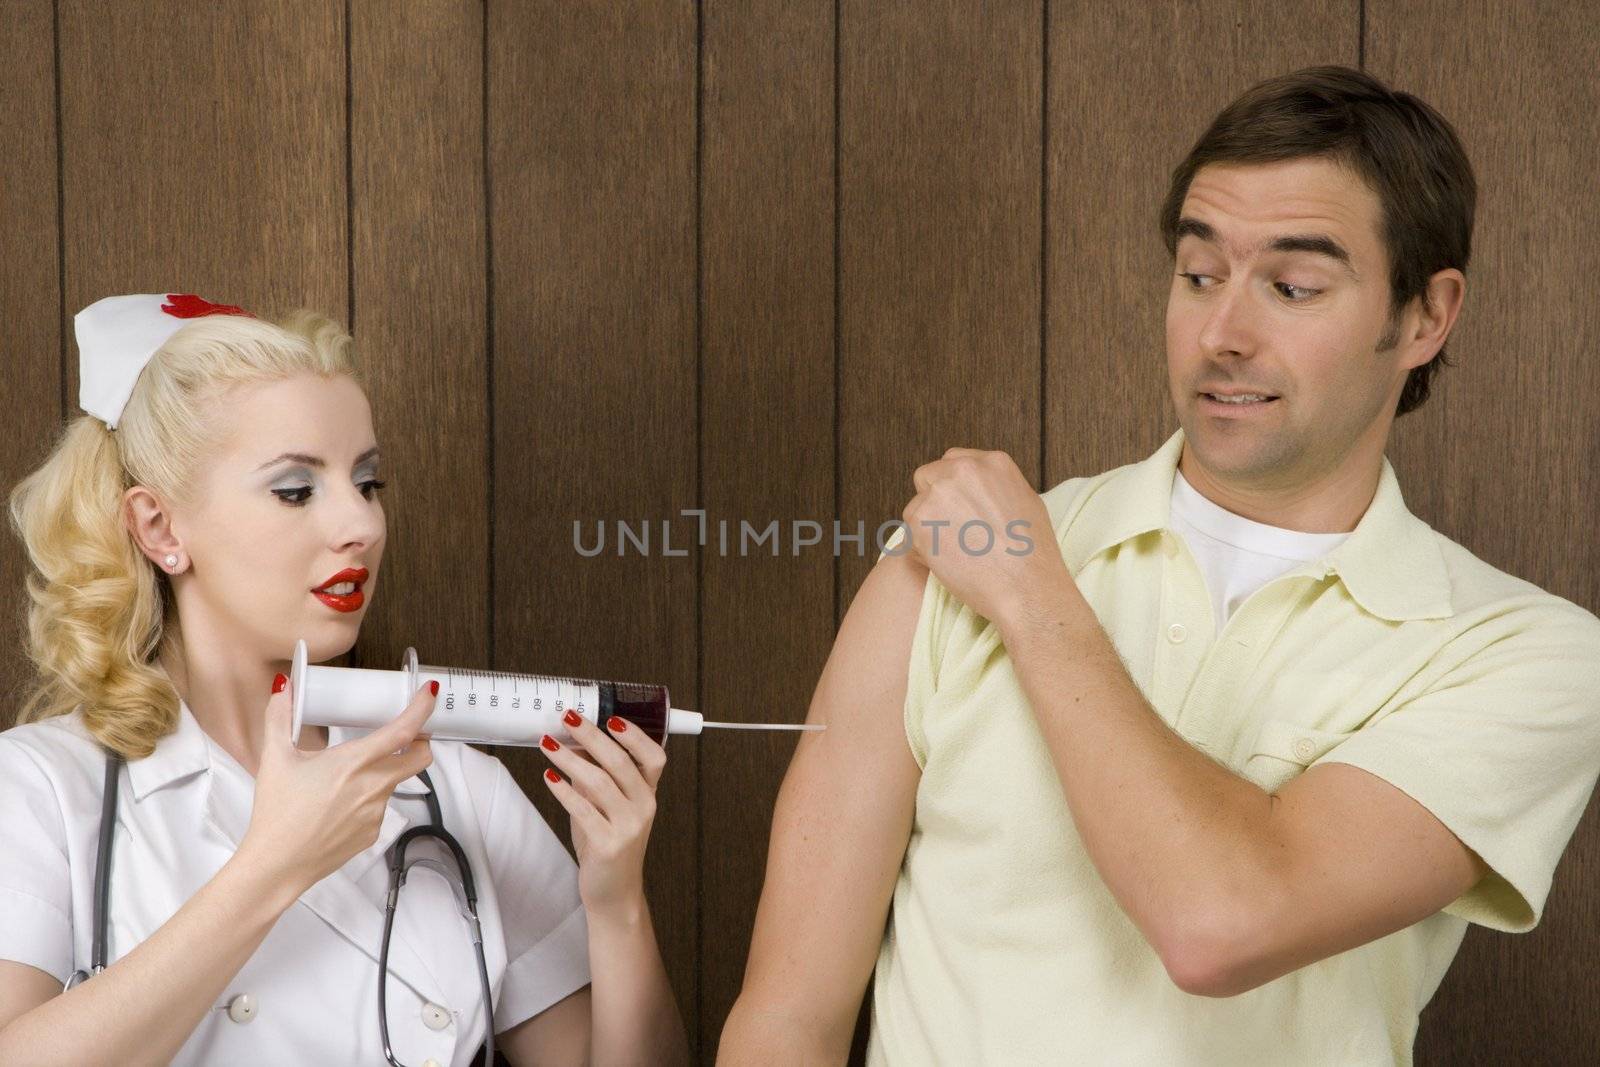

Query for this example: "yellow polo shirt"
[867,427,1600,1066]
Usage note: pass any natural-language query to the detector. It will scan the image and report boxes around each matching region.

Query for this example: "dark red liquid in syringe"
[597,681,674,747]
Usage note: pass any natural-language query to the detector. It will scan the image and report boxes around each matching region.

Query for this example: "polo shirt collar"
[1059,427,1453,623]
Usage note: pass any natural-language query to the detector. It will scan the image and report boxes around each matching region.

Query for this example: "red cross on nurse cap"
[76,293,255,430]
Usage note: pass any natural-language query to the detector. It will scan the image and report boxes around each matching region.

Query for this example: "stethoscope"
[63,748,496,1066]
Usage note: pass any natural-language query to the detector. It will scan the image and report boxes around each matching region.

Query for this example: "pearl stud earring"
[164,554,178,570]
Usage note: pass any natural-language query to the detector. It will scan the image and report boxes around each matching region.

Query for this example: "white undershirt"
[1167,470,1352,637]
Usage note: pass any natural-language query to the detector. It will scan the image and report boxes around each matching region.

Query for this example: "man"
[718,65,1600,1065]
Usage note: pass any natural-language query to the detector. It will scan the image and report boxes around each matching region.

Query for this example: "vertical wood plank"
[838,2,1043,1060]
[0,0,63,723]
[838,0,1043,605]
[699,1,835,1060]
[1368,4,1600,1062]
[347,7,493,1055]
[488,0,700,1046]
[1045,0,1355,486]
[57,0,347,362]
[348,1,489,678]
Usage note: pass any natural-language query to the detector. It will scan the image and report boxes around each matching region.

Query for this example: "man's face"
[166,372,387,664]
[1166,157,1417,490]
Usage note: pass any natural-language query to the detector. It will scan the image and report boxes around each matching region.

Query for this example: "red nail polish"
[429,680,439,696]
[544,768,562,784]
[563,710,582,728]
[271,673,287,694]
[540,734,560,752]
[607,716,627,733]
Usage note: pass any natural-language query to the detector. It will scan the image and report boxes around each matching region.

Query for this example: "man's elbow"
[1159,936,1226,998]
[1158,907,1266,999]
[1166,910,1325,997]
[1162,944,1259,998]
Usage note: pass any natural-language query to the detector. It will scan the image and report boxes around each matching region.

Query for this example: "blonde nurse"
[0,295,689,1065]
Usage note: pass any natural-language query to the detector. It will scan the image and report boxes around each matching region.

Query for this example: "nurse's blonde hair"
[7,310,360,759]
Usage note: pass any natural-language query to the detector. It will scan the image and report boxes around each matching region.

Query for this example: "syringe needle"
[665,707,826,736]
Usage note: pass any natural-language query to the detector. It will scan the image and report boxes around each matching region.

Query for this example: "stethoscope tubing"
[65,752,123,989]
[90,751,121,977]
[380,773,494,1066]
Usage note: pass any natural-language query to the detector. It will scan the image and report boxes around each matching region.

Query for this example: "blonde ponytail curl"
[7,310,358,759]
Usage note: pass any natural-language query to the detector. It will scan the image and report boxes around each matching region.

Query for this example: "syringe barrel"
[290,642,677,750]
[410,668,546,745]
[402,674,673,749]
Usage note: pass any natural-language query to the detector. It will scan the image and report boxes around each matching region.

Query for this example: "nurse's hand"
[538,711,667,917]
[239,676,438,896]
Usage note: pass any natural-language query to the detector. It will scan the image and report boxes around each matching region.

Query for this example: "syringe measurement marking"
[426,667,598,718]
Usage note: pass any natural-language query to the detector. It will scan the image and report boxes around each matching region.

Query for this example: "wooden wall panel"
[699,1,835,1060]
[838,1,1043,1059]
[487,0,701,1046]
[0,0,62,723]
[1369,5,1600,1063]
[57,0,347,364]
[838,0,1043,608]
[1044,1,1354,485]
[348,2,490,681]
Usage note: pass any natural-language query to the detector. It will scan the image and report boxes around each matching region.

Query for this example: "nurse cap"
[76,293,255,430]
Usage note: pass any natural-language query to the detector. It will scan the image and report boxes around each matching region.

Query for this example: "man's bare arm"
[1213,762,1486,996]
[1001,580,1485,996]
[718,550,928,1063]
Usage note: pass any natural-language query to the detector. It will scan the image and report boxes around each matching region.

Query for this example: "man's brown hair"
[1159,65,1476,417]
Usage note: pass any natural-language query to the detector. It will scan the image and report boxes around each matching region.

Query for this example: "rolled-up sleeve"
[1312,599,1600,932]
[0,739,74,982]
[476,753,591,1032]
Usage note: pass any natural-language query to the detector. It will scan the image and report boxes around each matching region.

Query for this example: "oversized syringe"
[288,639,823,750]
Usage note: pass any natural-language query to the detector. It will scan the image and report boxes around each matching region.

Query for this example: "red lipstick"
[312,567,368,614]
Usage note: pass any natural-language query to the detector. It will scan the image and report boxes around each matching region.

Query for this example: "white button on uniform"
[225,993,257,1024]
[1293,738,1316,760]
[1166,623,1187,643]
[421,1002,452,1031]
